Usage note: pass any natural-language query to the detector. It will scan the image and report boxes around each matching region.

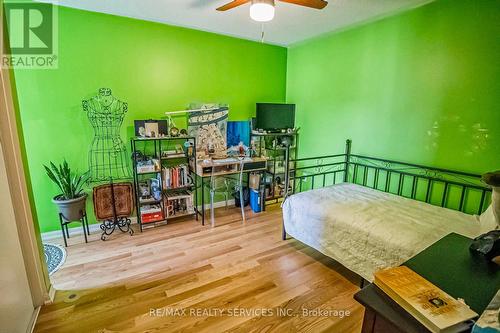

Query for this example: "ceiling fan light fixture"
[250,0,275,22]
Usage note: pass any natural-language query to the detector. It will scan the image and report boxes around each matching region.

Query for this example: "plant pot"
[52,193,87,222]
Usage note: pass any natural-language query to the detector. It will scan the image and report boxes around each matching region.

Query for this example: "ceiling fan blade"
[278,0,328,9]
[216,0,252,11]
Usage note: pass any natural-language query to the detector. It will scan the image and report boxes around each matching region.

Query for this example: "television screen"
[256,103,295,131]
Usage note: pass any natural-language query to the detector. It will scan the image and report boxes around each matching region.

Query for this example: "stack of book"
[162,164,190,189]
[164,191,194,218]
[374,266,478,333]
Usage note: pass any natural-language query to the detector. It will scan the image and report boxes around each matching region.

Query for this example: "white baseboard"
[41,223,102,241]
[41,200,237,240]
[197,199,236,211]
[27,306,41,333]
[46,284,56,304]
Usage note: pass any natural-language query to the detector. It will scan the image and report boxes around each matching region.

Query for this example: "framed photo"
[134,119,168,137]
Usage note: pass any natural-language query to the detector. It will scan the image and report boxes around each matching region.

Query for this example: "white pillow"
[479,205,499,233]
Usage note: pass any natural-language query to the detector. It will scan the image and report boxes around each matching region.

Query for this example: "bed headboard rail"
[284,143,350,201]
[284,140,492,215]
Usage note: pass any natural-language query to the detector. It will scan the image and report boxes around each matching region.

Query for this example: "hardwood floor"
[36,205,364,333]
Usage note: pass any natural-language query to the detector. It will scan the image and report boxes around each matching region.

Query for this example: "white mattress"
[282,183,484,281]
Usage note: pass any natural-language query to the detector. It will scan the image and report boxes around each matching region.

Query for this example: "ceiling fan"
[216,0,328,22]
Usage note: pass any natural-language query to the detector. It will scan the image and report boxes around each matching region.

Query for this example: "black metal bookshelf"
[131,136,198,231]
[251,131,298,204]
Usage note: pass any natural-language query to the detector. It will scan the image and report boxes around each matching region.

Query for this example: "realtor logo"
[2,1,58,69]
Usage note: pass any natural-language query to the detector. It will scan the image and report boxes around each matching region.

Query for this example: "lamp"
[250,0,275,22]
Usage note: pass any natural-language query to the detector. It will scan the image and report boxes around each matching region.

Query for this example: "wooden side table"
[354,233,500,333]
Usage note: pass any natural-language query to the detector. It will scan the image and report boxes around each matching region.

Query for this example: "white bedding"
[282,183,486,281]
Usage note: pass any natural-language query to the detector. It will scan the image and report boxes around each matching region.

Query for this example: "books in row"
[374,266,477,333]
[164,191,194,218]
[140,191,195,223]
[162,164,191,189]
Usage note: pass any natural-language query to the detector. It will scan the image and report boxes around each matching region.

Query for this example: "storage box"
[250,189,262,213]
[141,211,163,223]
[141,205,163,223]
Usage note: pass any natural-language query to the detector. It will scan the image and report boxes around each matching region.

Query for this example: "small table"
[354,233,500,333]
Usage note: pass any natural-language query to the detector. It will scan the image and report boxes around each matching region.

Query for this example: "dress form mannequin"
[82,88,131,182]
[83,88,133,240]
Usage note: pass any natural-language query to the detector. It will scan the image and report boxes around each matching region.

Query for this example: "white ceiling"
[39,0,433,46]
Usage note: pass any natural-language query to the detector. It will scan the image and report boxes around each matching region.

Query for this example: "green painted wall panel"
[13,6,287,232]
[287,0,499,174]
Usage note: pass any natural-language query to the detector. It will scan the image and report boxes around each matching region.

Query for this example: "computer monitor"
[256,103,295,131]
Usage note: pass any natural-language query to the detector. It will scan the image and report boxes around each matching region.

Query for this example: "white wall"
[0,144,35,333]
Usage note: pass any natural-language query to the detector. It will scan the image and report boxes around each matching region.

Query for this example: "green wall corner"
[286,0,499,173]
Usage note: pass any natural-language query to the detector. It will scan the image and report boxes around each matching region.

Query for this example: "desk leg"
[201,176,205,226]
[261,170,266,212]
[239,176,245,223]
[360,308,376,333]
[194,172,198,221]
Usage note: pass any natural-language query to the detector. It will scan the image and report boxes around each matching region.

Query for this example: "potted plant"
[45,160,90,221]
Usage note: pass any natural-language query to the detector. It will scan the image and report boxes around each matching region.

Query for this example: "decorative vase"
[52,193,87,222]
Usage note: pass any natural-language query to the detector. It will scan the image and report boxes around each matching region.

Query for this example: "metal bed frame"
[283,139,492,240]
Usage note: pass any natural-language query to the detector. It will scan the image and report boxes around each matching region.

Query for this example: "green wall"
[287,0,499,173]
[13,0,500,233]
[13,6,287,232]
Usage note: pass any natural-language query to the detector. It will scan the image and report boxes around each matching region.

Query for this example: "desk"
[354,233,500,333]
[193,157,268,225]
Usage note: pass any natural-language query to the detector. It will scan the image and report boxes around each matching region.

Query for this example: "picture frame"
[134,119,168,137]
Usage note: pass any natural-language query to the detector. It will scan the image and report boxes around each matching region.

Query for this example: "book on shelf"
[162,164,190,189]
[163,190,194,218]
[373,266,477,333]
[139,196,159,204]
[136,159,160,173]
[161,153,185,159]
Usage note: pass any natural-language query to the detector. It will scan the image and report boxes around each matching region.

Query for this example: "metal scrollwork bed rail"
[283,139,492,217]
